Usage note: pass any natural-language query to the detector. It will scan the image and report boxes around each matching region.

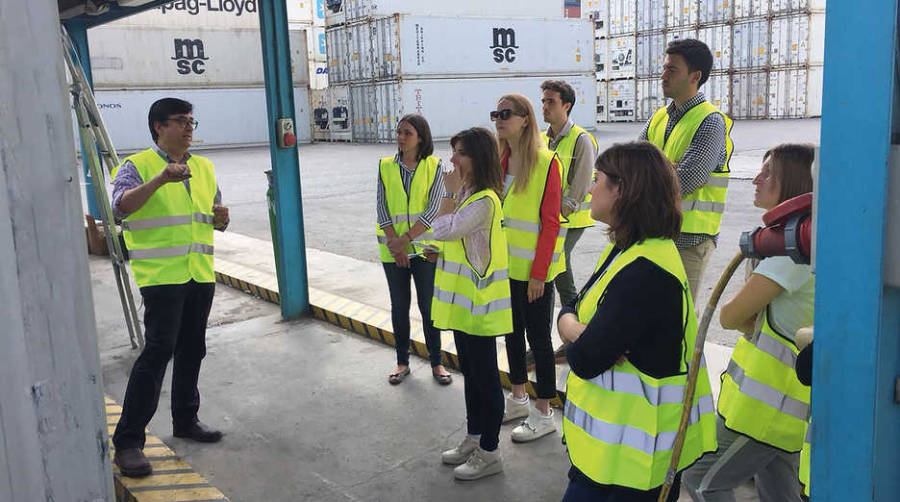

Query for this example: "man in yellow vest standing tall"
[640,39,733,301]
[110,98,229,478]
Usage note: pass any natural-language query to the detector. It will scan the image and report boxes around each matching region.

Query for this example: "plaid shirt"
[640,92,728,249]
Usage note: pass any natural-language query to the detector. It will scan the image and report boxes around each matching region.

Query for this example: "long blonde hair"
[497,94,541,193]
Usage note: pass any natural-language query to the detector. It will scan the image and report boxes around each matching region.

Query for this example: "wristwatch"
[443,192,456,200]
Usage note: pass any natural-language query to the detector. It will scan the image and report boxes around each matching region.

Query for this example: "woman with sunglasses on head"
[423,127,512,480]
[492,93,566,443]
[375,114,452,386]
[558,142,717,501]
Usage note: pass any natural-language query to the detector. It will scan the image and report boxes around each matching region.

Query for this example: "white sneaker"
[453,446,503,480]
[511,407,557,443]
[502,394,529,423]
[441,435,479,465]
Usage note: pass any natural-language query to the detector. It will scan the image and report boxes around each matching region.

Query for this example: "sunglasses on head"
[490,108,524,121]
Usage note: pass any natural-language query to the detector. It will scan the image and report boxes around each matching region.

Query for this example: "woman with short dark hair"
[558,142,717,501]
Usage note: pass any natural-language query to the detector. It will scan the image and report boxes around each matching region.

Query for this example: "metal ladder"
[62,25,144,349]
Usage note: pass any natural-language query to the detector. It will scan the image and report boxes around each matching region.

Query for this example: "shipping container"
[607,79,636,122]
[768,67,806,118]
[635,78,664,121]
[87,26,309,88]
[732,19,769,69]
[636,0,665,33]
[326,26,351,83]
[698,25,732,72]
[608,0,637,36]
[667,0,698,28]
[698,0,732,25]
[608,35,636,79]
[286,0,315,24]
[362,16,592,80]
[309,61,329,89]
[704,72,730,115]
[310,87,330,140]
[311,26,327,61]
[345,74,595,142]
[635,32,664,77]
[107,0,261,29]
[770,0,826,15]
[595,38,609,77]
[346,21,374,81]
[329,84,353,139]
[771,13,825,67]
[666,27,698,46]
[596,79,608,123]
[88,86,312,151]
[730,70,768,119]
[733,0,769,20]
[327,0,563,26]
[324,0,345,27]
[584,0,609,37]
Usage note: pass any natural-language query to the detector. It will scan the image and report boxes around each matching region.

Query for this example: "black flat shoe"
[173,421,224,443]
[433,371,452,385]
[388,367,411,385]
[114,447,152,478]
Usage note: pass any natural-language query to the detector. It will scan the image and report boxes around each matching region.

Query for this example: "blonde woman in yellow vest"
[109,98,229,478]
[423,127,511,480]
[683,145,815,502]
[558,142,716,501]
[493,93,566,442]
[375,114,451,385]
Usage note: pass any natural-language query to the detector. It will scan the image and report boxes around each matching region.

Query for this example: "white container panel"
[286,0,314,24]
[608,0,637,36]
[89,87,311,151]
[310,87,330,139]
[636,32,664,77]
[107,0,260,29]
[309,61,329,89]
[635,78,664,121]
[771,0,825,14]
[608,36,636,79]
[805,65,823,117]
[730,71,768,119]
[771,13,825,66]
[340,0,562,24]
[373,16,593,79]
[88,26,309,88]
[732,20,769,69]
[585,0,609,37]
[324,0,345,27]
[596,79,608,123]
[666,0,698,28]
[595,38,609,78]
[326,27,350,83]
[636,0,665,33]
[666,28,698,46]
[698,25,732,72]
[314,0,326,24]
[698,0,732,24]
[329,84,352,137]
[309,26,327,62]
[607,79,636,122]
[347,22,374,81]
[703,72,730,115]
[733,0,769,19]
[768,68,808,118]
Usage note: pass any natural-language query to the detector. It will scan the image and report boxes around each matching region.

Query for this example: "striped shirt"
[639,92,727,249]
[375,154,445,230]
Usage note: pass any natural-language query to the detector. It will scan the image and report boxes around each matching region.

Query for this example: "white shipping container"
[596,79,608,123]
[667,0,698,28]
[607,79,636,122]
[310,87,330,140]
[87,26,309,88]
[286,0,315,24]
[338,0,563,25]
[595,38,609,77]
[310,26,327,62]
[329,84,352,136]
[368,16,593,80]
[107,0,260,29]
[636,32,664,77]
[731,70,768,119]
[608,0,637,36]
[698,25,732,72]
[313,0,326,24]
[347,74,596,142]
[698,0,732,24]
[346,22,374,81]
[770,0,826,15]
[666,28,698,48]
[806,65,823,117]
[635,78,664,121]
[326,26,351,83]
[768,68,806,118]
[771,13,825,67]
[309,61,329,89]
[636,0,665,33]
[585,0,609,37]
[704,72,730,115]
[733,0,769,19]
[608,35,636,79]
[324,0,345,27]
[732,20,769,69]
[88,87,312,151]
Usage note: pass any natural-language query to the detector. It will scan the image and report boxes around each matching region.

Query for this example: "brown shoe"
[114,447,152,478]
[173,421,223,443]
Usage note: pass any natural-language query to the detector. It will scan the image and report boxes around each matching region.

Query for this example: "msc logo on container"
[172,38,209,75]
[490,28,519,64]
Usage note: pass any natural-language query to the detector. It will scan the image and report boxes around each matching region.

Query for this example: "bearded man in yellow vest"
[640,39,734,302]
[110,98,229,478]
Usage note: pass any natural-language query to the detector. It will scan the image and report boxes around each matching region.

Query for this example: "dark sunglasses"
[490,108,524,121]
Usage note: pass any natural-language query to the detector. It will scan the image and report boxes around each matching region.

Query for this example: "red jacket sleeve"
[530,157,562,282]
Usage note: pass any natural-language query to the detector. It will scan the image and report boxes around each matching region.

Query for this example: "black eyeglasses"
[490,109,524,121]
[166,117,199,129]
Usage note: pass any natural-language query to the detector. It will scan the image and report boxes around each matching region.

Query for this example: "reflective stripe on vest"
[799,421,811,496]
[431,189,512,336]
[562,239,717,490]
[717,305,811,452]
[542,125,598,229]
[501,148,567,282]
[374,156,440,263]
[119,148,217,288]
[647,101,733,236]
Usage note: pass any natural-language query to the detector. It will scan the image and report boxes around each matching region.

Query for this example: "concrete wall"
[0,1,113,500]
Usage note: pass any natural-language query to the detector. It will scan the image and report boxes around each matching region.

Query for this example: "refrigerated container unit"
[733,0,770,19]
[698,0,733,25]
[698,25,731,72]
[608,0,637,36]
[325,25,351,83]
[595,38,609,78]
[636,0,665,33]
[667,0,698,28]
[596,79,609,123]
[607,79,636,122]
[704,72,731,115]
[325,0,564,27]
[730,70,768,119]
[608,35,636,79]
[584,0,609,37]
[635,78,663,121]
[770,13,826,68]
[732,19,769,69]
[635,32,664,78]
[769,0,826,16]
[310,87,330,140]
[769,66,823,118]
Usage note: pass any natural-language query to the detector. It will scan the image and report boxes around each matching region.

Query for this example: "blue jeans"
[382,258,443,367]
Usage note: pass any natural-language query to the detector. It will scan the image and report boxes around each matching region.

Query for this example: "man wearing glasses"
[110,98,229,477]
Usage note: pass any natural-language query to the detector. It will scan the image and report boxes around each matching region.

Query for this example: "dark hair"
[595,142,682,249]
[397,114,434,161]
[763,144,815,203]
[540,79,576,116]
[666,39,713,87]
[148,98,192,142]
[450,127,503,197]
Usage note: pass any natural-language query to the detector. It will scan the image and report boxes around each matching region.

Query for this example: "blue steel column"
[258,1,310,318]
[814,1,899,500]
[65,21,100,218]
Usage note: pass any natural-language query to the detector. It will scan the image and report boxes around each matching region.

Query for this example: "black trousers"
[454,331,504,452]
[382,258,443,367]
[113,280,215,450]
[505,279,557,399]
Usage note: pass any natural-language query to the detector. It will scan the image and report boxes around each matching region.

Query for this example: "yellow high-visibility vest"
[374,155,441,263]
[542,124,598,229]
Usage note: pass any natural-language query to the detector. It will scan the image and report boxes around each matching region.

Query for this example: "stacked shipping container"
[585,0,825,124]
